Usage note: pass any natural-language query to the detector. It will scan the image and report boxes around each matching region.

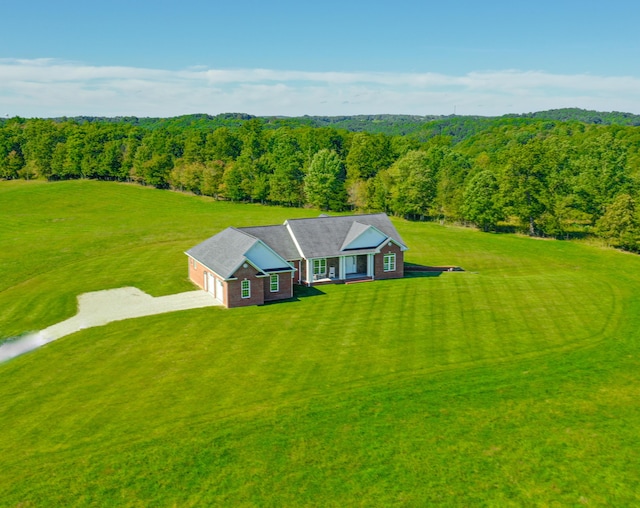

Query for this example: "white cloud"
[1,58,640,118]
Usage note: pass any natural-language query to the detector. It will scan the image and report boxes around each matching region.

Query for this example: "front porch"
[311,275,374,286]
[307,253,374,285]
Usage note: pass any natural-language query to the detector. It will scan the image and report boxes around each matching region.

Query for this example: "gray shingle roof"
[186,227,259,279]
[186,214,407,276]
[238,225,301,260]
[285,213,406,259]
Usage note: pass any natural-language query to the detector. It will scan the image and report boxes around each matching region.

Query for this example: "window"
[383,253,396,272]
[191,258,197,269]
[270,274,279,292]
[313,258,327,277]
[241,279,251,299]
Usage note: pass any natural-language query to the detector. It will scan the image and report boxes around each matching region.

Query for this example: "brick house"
[185,213,408,308]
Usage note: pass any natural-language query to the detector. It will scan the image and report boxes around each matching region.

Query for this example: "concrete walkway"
[0,287,220,362]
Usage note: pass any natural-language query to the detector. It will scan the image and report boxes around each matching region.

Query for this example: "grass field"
[1,180,640,506]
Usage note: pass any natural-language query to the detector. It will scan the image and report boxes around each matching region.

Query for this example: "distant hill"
[3,108,639,141]
[413,109,640,143]
[37,113,445,136]
[509,108,640,125]
[290,114,444,135]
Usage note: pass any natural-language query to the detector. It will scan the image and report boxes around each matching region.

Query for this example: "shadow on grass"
[404,262,464,275]
[263,285,327,305]
[404,271,443,278]
[293,285,326,299]
[494,224,592,240]
[263,268,462,306]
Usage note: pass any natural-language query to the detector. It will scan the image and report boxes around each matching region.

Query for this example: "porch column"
[339,256,346,280]
[367,253,374,278]
[306,258,312,285]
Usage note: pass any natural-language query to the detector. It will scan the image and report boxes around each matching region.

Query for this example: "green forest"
[2,110,640,251]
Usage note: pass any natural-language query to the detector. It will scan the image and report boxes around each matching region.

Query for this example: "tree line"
[1,115,639,252]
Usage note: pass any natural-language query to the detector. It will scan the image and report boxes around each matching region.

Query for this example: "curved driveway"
[0,287,220,362]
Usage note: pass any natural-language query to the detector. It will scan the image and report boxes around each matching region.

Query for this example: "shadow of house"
[404,263,464,274]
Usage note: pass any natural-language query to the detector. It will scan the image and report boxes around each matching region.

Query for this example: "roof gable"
[340,222,387,251]
[285,213,407,258]
[186,227,256,279]
[245,241,293,272]
[186,227,292,279]
[238,225,300,260]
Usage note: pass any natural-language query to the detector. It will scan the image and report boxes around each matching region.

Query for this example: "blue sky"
[2,0,640,117]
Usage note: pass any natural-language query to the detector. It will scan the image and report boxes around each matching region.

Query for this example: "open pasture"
[1,180,639,506]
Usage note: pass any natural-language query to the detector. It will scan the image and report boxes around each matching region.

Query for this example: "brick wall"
[263,271,293,302]
[188,256,205,289]
[189,256,295,308]
[227,264,265,308]
[374,242,404,280]
[188,256,229,305]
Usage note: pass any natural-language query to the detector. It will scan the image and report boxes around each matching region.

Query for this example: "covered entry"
[345,255,358,274]
[341,254,372,279]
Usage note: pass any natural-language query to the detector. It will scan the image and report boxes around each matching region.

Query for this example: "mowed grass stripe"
[1,180,640,505]
[4,270,615,448]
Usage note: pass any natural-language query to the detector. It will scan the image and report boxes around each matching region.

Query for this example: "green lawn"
[1,180,639,506]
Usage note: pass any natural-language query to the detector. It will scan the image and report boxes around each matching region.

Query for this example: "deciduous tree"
[462,170,503,231]
[595,193,639,251]
[304,149,347,210]
[386,150,437,219]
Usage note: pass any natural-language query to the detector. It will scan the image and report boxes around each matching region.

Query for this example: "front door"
[346,256,357,274]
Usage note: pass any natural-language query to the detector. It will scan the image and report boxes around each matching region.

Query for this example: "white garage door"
[206,272,215,295]
[215,278,224,304]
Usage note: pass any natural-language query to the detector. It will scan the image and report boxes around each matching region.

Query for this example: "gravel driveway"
[0,287,220,362]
